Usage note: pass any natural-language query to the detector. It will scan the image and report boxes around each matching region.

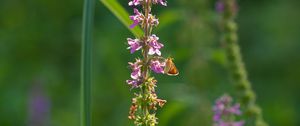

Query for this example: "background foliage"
[1,0,300,125]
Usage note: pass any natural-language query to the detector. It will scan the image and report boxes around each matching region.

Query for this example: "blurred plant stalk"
[28,81,50,126]
[218,0,268,125]
[80,0,95,125]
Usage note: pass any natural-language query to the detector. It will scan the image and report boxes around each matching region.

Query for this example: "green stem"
[140,0,152,125]
[221,0,267,126]
[80,0,95,125]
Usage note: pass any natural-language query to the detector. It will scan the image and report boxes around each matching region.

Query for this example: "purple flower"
[229,104,241,115]
[148,34,164,56]
[148,15,159,27]
[128,0,142,6]
[153,0,167,6]
[217,121,245,126]
[129,8,144,28]
[215,0,239,14]
[127,59,143,88]
[129,59,142,79]
[127,38,142,54]
[129,0,167,6]
[126,79,142,88]
[150,60,165,74]
[215,0,224,13]
[213,94,244,126]
[28,83,51,126]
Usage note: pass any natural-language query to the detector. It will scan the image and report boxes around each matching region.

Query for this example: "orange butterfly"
[164,58,179,76]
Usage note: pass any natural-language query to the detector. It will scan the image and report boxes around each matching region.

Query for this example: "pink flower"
[229,104,241,115]
[128,59,142,79]
[148,14,159,27]
[129,0,167,6]
[129,8,144,28]
[128,0,142,6]
[215,0,238,14]
[148,34,164,56]
[153,0,167,6]
[217,121,245,126]
[213,94,244,126]
[126,79,142,88]
[126,59,143,88]
[150,60,165,74]
[215,0,224,13]
[127,38,142,54]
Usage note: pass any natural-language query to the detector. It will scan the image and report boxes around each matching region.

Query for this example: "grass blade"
[100,0,144,37]
[81,0,95,125]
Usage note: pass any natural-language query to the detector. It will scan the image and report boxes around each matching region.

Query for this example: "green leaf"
[100,0,144,37]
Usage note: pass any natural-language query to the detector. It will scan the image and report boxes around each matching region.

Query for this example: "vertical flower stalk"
[126,0,178,125]
[213,94,244,126]
[216,0,267,126]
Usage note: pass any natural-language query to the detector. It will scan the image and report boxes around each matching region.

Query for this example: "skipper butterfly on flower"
[164,58,179,76]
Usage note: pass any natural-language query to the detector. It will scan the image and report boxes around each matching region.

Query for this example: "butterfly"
[164,58,179,76]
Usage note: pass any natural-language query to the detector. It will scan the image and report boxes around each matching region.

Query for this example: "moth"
[164,58,179,76]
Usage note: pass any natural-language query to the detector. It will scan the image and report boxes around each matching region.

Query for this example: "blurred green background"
[1,0,300,125]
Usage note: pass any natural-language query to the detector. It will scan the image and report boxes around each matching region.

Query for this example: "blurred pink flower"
[148,34,164,56]
[127,38,142,54]
[129,8,144,28]
[150,60,165,74]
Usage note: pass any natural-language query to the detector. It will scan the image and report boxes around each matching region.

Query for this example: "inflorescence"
[213,94,244,126]
[125,0,178,125]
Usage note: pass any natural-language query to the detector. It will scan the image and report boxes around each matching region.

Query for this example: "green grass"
[81,0,95,125]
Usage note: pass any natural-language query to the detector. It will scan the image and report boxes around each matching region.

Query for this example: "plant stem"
[221,0,267,125]
[141,0,152,124]
[80,0,95,125]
